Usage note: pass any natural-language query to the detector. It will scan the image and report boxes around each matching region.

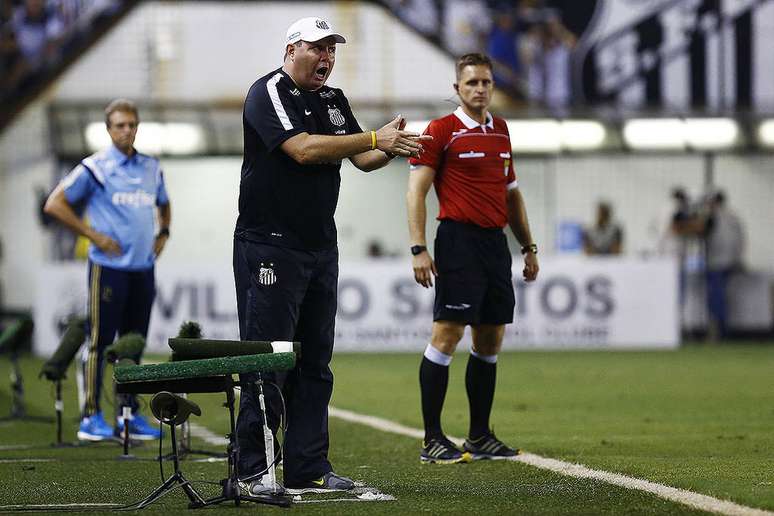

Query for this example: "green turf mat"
[168,338,299,360]
[114,352,295,383]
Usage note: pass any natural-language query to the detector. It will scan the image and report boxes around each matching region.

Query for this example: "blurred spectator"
[10,0,65,69]
[442,0,491,57]
[382,0,588,106]
[582,201,623,255]
[367,239,387,258]
[653,187,710,337]
[659,188,702,300]
[1,0,123,105]
[663,188,695,254]
[703,191,745,339]
[384,0,439,38]
[0,0,14,26]
[523,12,575,113]
[486,8,523,94]
[1,17,29,95]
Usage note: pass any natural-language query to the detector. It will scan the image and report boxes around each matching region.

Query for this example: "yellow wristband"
[370,130,377,150]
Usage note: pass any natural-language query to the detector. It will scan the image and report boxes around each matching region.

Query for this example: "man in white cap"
[234,16,430,495]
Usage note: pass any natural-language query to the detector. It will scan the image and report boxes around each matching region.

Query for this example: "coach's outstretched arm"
[44,184,121,256]
[280,115,431,168]
[507,188,539,282]
[407,164,438,288]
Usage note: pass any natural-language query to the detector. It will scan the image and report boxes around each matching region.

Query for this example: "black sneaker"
[463,432,520,460]
[285,471,355,494]
[420,436,472,464]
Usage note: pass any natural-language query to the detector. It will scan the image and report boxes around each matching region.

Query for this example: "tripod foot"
[241,494,292,508]
[202,493,291,508]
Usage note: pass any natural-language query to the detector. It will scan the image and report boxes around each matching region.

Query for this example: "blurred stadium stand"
[0,0,140,131]
[1,0,773,346]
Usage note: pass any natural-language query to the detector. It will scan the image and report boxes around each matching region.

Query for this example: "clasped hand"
[376,116,433,158]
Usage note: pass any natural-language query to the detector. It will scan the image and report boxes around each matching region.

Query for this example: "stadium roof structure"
[48,102,774,159]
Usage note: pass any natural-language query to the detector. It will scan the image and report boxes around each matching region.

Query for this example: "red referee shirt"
[409,106,517,229]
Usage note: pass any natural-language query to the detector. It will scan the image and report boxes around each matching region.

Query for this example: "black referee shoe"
[463,431,520,460]
[420,436,472,464]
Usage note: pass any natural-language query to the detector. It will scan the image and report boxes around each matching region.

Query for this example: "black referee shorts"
[433,220,515,325]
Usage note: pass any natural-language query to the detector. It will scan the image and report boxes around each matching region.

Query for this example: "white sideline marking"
[0,503,119,510]
[329,406,773,516]
[188,422,229,446]
[0,459,55,464]
[295,496,396,504]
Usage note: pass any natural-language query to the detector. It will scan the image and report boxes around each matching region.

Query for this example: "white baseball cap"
[286,17,346,45]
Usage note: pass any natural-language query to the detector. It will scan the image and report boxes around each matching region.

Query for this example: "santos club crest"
[328,107,345,127]
[257,263,276,286]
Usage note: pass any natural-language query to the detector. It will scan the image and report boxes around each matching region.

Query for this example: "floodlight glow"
[757,119,774,147]
[85,123,112,152]
[134,122,164,155]
[507,119,561,153]
[560,120,606,150]
[623,119,684,150]
[162,123,206,155]
[84,122,205,155]
[684,118,738,149]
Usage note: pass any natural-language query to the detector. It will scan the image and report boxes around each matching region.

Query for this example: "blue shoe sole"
[77,431,114,442]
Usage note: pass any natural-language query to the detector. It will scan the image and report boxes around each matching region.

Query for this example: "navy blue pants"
[706,268,731,338]
[82,262,155,417]
[233,238,337,486]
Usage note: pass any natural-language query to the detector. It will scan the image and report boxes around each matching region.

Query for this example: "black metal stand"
[162,394,225,461]
[0,351,52,423]
[118,405,135,460]
[50,380,77,448]
[197,383,290,509]
[45,379,126,449]
[131,422,208,509]
[117,377,290,509]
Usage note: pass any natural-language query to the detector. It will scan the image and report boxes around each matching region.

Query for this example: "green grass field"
[0,345,772,514]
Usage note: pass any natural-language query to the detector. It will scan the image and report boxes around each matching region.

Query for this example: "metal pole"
[704,152,715,190]
[55,381,63,445]
[258,376,277,492]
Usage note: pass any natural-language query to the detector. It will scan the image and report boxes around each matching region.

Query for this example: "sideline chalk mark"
[329,406,773,516]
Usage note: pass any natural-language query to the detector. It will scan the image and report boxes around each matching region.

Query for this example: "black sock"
[419,356,449,442]
[466,353,497,440]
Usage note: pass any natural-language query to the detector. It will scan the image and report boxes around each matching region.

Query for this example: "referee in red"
[407,53,539,464]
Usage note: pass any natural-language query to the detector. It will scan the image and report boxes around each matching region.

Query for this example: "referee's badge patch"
[257,263,277,286]
[328,107,346,127]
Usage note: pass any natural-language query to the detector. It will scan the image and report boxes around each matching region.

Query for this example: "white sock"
[423,344,452,366]
[470,349,497,364]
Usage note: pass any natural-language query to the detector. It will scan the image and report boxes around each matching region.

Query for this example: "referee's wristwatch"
[521,243,538,255]
[410,245,427,256]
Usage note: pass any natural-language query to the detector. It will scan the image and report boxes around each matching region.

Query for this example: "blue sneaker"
[77,412,114,441]
[115,413,162,440]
